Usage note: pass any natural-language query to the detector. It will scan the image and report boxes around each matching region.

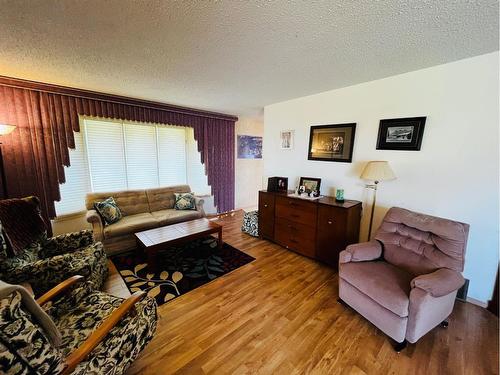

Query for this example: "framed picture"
[307,123,356,163]
[376,117,426,151]
[280,130,294,150]
[299,177,321,193]
[237,135,262,159]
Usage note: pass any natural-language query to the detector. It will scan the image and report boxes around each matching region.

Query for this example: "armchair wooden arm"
[61,291,146,375]
[36,275,85,306]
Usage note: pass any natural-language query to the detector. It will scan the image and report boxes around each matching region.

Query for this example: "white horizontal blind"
[54,131,91,215]
[124,123,159,189]
[55,119,213,216]
[186,128,211,195]
[85,119,128,192]
[157,126,187,186]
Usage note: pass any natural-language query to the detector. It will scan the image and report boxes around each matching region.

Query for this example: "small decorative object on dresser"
[335,188,345,202]
[376,116,426,151]
[267,177,288,192]
[308,123,356,162]
[258,190,362,268]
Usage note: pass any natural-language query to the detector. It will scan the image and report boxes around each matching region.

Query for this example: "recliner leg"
[440,320,449,328]
[394,340,407,353]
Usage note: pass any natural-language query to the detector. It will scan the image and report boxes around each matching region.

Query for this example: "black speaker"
[456,278,469,302]
[267,177,288,192]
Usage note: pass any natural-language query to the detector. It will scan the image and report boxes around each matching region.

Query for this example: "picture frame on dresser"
[307,123,356,162]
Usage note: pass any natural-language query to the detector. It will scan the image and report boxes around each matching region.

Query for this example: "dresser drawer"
[275,196,317,226]
[274,218,316,257]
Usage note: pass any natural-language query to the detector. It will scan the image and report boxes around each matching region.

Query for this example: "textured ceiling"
[0,0,498,118]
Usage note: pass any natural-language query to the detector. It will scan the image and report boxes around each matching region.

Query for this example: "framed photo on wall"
[376,117,426,151]
[307,123,356,162]
[280,129,294,150]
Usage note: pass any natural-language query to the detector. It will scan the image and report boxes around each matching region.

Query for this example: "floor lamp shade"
[361,161,396,182]
[361,161,396,240]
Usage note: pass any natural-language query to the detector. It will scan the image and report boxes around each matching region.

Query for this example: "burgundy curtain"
[0,77,236,221]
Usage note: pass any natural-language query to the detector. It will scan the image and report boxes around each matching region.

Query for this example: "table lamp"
[0,124,16,198]
[360,161,396,240]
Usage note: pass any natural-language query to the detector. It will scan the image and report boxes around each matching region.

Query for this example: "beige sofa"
[85,185,205,255]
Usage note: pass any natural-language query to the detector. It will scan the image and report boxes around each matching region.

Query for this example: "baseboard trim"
[466,297,488,308]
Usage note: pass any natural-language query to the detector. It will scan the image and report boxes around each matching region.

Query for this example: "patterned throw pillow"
[94,197,123,225]
[174,193,196,210]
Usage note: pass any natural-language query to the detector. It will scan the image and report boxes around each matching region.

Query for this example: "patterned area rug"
[111,237,255,306]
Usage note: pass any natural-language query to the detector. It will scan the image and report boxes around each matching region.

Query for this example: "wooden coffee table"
[134,218,223,273]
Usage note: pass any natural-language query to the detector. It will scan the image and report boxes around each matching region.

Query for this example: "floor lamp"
[0,124,16,199]
[360,161,396,240]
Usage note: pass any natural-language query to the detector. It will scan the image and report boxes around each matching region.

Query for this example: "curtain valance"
[0,76,236,221]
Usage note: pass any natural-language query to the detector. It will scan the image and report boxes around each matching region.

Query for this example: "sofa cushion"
[151,209,202,226]
[146,185,191,212]
[86,190,150,216]
[103,213,158,238]
[339,261,413,317]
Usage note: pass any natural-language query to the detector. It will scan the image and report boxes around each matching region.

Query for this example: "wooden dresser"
[258,190,362,268]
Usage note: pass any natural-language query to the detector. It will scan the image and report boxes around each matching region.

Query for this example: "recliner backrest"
[375,207,469,276]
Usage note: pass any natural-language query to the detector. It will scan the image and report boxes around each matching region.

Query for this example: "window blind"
[54,131,91,215]
[55,119,212,216]
[157,126,187,186]
[85,119,128,192]
[124,123,159,189]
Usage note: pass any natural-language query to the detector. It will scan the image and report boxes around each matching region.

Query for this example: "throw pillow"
[94,197,122,225]
[174,193,196,210]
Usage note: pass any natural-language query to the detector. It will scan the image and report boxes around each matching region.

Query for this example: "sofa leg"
[393,340,407,353]
[440,320,449,328]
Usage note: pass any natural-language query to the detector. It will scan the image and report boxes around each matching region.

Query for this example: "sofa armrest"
[194,196,206,217]
[86,210,104,241]
[339,240,382,264]
[411,268,465,297]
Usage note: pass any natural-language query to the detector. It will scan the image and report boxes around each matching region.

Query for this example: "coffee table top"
[135,218,222,248]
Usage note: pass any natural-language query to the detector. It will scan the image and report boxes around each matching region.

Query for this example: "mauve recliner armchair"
[338,207,469,351]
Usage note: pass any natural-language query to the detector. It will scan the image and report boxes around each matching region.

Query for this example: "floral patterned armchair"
[0,197,108,296]
[0,276,158,375]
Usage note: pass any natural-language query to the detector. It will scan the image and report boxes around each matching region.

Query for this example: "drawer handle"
[264,204,268,208]
[327,220,333,225]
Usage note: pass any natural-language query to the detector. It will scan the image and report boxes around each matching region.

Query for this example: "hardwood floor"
[103,211,499,375]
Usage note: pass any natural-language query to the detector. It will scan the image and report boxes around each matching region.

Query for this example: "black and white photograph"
[280,130,294,149]
[377,117,426,151]
[386,126,414,143]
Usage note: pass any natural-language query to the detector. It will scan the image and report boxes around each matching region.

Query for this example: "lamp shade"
[0,124,16,135]
[360,161,396,182]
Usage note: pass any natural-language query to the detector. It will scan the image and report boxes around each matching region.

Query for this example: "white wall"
[235,117,264,209]
[264,52,499,303]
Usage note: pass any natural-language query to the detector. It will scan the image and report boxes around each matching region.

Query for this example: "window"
[55,118,210,215]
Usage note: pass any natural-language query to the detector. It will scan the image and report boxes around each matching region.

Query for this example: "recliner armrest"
[339,241,382,264]
[194,196,206,217]
[411,268,465,297]
[86,210,104,241]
